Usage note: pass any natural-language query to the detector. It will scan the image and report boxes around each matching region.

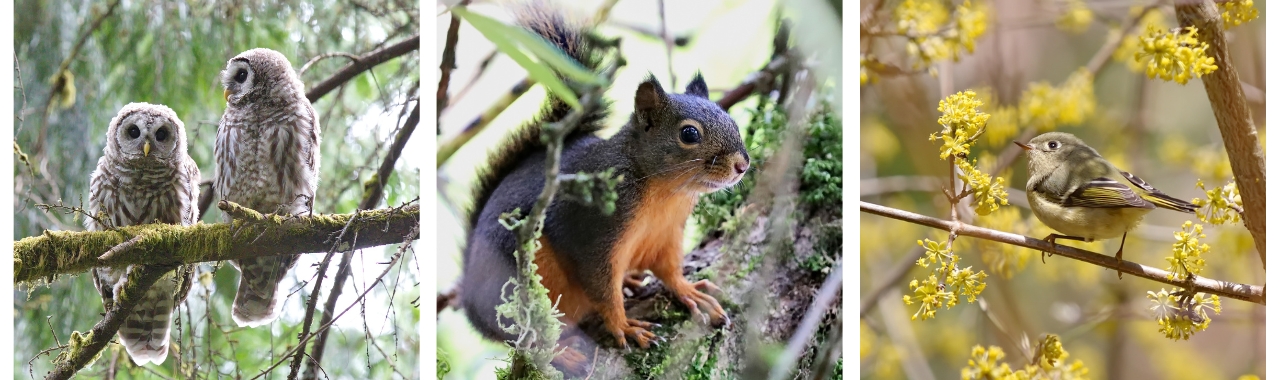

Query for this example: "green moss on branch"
[15,203,420,284]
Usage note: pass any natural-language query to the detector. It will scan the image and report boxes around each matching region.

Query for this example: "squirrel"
[459,5,750,373]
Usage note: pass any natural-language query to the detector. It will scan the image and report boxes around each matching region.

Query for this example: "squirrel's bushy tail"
[467,6,611,227]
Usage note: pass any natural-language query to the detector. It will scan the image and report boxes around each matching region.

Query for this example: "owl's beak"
[143,140,151,157]
[1014,141,1032,151]
[223,89,231,103]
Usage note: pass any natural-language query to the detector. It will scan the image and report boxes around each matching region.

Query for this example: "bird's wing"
[1118,170,1199,213]
[1061,176,1156,209]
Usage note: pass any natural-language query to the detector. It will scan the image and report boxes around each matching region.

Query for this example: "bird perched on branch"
[86,102,199,365]
[1017,132,1198,278]
[215,48,322,326]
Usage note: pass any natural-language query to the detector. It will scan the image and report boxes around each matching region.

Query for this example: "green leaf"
[453,7,582,109]
[502,25,603,86]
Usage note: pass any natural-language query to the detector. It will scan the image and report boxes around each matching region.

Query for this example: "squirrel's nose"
[733,160,748,174]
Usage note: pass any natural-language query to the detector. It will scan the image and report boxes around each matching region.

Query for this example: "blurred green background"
[860,1,1264,379]
[14,0,422,378]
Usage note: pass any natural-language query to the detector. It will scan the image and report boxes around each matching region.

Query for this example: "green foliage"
[558,168,624,215]
[799,104,842,210]
[452,6,602,110]
[693,100,845,233]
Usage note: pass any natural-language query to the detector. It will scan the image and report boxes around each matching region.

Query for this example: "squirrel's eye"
[234,68,249,83]
[679,125,701,144]
[127,125,141,139]
[1048,141,1059,149]
[155,128,169,142]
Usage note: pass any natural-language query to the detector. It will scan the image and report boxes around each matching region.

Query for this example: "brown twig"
[860,201,1265,304]
[306,34,420,103]
[715,55,790,110]
[299,101,420,379]
[438,1,466,122]
[1175,0,1266,266]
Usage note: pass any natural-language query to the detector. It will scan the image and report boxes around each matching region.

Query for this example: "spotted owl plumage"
[215,48,321,327]
[86,102,200,365]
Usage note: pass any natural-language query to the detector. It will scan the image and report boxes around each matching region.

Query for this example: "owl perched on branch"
[86,102,200,365]
[215,48,322,327]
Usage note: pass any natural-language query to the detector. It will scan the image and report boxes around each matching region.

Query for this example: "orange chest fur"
[610,179,698,272]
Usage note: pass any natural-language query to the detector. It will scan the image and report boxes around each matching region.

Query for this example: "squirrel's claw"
[609,318,659,350]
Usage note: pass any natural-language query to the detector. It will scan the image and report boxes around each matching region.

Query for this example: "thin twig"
[299,100,420,379]
[860,201,1265,304]
[33,0,122,156]
[306,34,420,103]
[767,263,842,380]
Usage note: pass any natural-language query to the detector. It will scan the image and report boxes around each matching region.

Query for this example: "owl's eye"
[127,125,141,139]
[679,125,701,144]
[1048,141,1060,149]
[155,128,169,142]
[234,69,249,83]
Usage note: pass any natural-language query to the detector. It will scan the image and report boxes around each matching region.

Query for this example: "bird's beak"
[143,140,151,157]
[1014,141,1032,151]
[223,89,231,103]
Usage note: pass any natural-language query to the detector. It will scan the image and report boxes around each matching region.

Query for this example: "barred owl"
[86,102,199,365]
[215,48,321,327]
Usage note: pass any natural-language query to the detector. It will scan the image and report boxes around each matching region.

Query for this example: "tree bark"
[14,203,420,283]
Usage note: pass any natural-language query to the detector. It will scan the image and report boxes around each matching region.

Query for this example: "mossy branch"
[46,264,172,380]
[14,202,420,284]
[860,201,1265,305]
[1175,0,1266,267]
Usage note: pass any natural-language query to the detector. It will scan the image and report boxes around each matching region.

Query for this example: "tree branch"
[33,0,121,156]
[306,34,420,103]
[1175,0,1266,266]
[299,100,419,379]
[14,203,420,283]
[860,201,1264,305]
[45,264,173,380]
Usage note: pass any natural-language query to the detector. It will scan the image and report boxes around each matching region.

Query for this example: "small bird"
[1016,132,1198,278]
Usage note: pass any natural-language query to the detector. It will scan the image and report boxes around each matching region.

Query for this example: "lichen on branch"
[14,202,420,284]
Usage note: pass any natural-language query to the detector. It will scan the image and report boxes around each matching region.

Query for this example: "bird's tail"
[117,273,178,365]
[231,255,296,327]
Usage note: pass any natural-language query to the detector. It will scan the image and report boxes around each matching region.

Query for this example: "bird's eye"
[679,125,701,144]
[127,125,141,139]
[1048,141,1059,149]
[155,128,169,142]
[234,69,249,83]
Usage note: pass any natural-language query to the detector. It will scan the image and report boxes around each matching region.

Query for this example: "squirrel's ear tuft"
[635,74,665,112]
[685,73,709,99]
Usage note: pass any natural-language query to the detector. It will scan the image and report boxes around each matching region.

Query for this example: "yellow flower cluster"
[1167,221,1210,281]
[1056,0,1093,34]
[1135,25,1218,84]
[933,90,991,158]
[1113,10,1167,72]
[961,335,1090,380]
[1193,180,1243,225]
[933,90,1009,215]
[958,159,1009,215]
[904,238,988,321]
[895,0,988,68]
[1148,288,1220,340]
[1220,0,1259,29]
[1019,69,1096,131]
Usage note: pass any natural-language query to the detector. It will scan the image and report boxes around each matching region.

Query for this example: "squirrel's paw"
[676,279,731,329]
[607,319,659,350]
[550,344,591,376]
